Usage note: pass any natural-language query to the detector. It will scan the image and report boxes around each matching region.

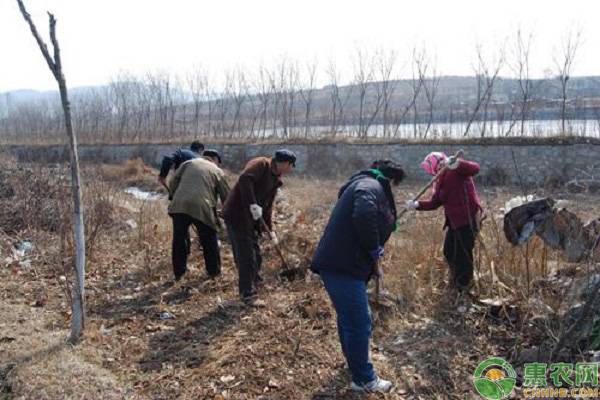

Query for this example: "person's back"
[169,158,229,230]
[312,170,396,281]
[222,156,281,232]
[310,162,404,394]
[166,154,228,281]
[418,159,481,229]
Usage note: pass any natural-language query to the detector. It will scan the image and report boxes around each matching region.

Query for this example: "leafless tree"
[415,48,441,138]
[326,60,341,136]
[273,59,299,138]
[509,27,535,136]
[244,77,260,138]
[266,64,282,138]
[297,60,318,138]
[553,28,582,135]
[410,47,427,138]
[186,65,208,136]
[17,0,86,343]
[389,47,425,139]
[327,59,354,137]
[216,71,233,138]
[352,47,376,138]
[203,74,215,137]
[375,49,399,138]
[463,43,505,137]
[391,73,423,139]
[230,69,248,138]
[255,65,272,138]
[362,48,394,138]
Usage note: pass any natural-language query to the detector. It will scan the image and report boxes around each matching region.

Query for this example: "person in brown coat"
[222,149,296,305]
[168,151,230,281]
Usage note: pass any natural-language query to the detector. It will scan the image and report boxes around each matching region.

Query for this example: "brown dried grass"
[0,161,598,399]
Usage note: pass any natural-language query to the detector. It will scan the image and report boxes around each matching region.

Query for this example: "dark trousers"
[171,213,221,279]
[226,223,263,299]
[443,225,477,290]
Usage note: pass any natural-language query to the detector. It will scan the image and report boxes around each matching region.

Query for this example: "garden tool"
[398,149,465,219]
[259,217,305,280]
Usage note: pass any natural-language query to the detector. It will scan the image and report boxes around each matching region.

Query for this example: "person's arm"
[454,159,480,177]
[352,187,380,255]
[159,152,177,179]
[262,181,281,230]
[216,170,231,205]
[416,190,443,211]
[238,158,267,210]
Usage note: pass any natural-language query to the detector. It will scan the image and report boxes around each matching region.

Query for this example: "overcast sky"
[1,0,597,92]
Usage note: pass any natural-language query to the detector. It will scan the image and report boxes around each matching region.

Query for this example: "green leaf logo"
[473,357,517,400]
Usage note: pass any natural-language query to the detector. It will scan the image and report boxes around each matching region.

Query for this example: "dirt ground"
[1,159,599,399]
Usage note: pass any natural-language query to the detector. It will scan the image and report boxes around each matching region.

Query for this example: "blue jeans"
[320,271,376,385]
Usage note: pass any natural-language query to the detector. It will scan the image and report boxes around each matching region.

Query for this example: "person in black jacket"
[311,160,404,393]
[158,141,204,265]
[158,141,204,188]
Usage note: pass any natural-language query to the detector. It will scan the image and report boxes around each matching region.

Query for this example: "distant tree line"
[3,28,600,144]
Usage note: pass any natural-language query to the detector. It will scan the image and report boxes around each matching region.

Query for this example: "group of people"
[158,142,482,393]
[159,142,296,306]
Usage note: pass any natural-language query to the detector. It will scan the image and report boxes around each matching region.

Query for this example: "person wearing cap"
[159,141,205,258]
[405,152,482,293]
[310,160,405,393]
[158,141,205,189]
[167,150,230,281]
[202,149,222,165]
[222,149,296,305]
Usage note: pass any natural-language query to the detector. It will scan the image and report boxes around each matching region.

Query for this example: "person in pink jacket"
[406,152,482,292]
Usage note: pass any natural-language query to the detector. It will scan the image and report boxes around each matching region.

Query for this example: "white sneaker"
[350,377,393,393]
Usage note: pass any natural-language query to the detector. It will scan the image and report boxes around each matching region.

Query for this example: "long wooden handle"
[398,149,465,218]
[259,218,289,268]
[375,261,382,305]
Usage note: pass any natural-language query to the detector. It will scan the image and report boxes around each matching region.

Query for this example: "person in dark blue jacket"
[158,141,205,189]
[311,159,404,393]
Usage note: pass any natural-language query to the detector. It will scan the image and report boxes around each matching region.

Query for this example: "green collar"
[369,168,386,180]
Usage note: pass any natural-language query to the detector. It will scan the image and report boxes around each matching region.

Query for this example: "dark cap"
[202,149,222,164]
[274,149,297,167]
[371,159,405,184]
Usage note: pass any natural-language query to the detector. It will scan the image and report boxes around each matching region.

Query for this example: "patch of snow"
[124,187,161,201]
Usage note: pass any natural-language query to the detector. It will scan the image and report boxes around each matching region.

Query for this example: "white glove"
[270,231,279,245]
[447,156,460,170]
[249,204,263,220]
[441,157,460,170]
[405,200,419,210]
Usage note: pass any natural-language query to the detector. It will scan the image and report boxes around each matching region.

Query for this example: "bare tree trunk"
[352,47,373,138]
[554,29,581,136]
[17,0,86,343]
[298,60,317,139]
[376,49,398,139]
[463,44,505,137]
[510,28,534,136]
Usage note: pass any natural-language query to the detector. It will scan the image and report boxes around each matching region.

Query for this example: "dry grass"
[0,160,599,399]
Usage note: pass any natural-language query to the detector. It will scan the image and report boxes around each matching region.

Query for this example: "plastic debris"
[159,311,175,320]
